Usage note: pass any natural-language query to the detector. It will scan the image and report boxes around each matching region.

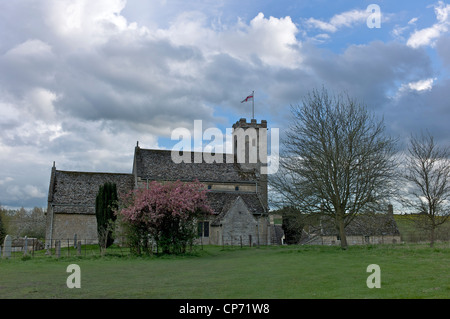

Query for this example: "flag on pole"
[241,92,254,103]
[241,91,255,119]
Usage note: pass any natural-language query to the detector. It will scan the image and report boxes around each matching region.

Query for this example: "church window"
[197,221,209,237]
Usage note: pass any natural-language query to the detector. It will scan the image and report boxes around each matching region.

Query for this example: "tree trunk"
[339,222,348,250]
[336,212,348,250]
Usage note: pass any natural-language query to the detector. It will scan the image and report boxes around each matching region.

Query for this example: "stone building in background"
[45,118,281,247]
[300,205,401,245]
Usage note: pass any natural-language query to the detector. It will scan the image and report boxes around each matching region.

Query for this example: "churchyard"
[1,214,449,299]
[0,243,449,299]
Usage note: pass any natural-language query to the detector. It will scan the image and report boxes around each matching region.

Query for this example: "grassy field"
[0,243,449,299]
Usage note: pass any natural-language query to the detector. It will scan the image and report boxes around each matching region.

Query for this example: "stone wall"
[316,235,401,245]
[51,213,98,244]
[136,180,256,193]
[46,169,134,244]
[209,197,270,246]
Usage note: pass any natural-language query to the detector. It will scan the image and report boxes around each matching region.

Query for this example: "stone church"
[45,118,280,247]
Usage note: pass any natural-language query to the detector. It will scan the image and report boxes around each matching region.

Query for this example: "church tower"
[232,118,268,209]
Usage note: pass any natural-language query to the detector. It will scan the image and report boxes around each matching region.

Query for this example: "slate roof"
[48,170,134,215]
[48,146,266,217]
[206,192,266,216]
[133,148,257,183]
[209,192,267,226]
[48,169,265,217]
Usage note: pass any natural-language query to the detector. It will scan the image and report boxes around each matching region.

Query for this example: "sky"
[0,0,449,209]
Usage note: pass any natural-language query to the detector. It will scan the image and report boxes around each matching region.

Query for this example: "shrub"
[118,180,212,255]
[95,182,118,251]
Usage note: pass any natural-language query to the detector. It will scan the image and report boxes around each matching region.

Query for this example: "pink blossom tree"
[118,180,212,254]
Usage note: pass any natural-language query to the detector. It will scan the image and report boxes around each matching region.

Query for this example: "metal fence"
[0,238,131,260]
[1,234,273,260]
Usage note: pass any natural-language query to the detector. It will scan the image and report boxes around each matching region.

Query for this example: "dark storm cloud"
[303,41,434,107]
[436,35,450,68]
[234,41,438,141]
[50,36,214,126]
[0,40,57,97]
[384,78,450,146]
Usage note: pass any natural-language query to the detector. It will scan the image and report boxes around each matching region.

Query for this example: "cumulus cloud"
[0,177,14,185]
[394,78,437,101]
[5,39,53,58]
[155,11,302,69]
[305,8,370,33]
[44,0,129,46]
[407,1,450,48]
[0,0,448,208]
[5,184,46,202]
[392,17,418,39]
[405,78,436,92]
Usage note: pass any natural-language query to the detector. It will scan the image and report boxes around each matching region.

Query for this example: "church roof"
[209,193,267,226]
[48,170,134,215]
[206,191,266,216]
[48,169,266,216]
[133,147,257,183]
[48,144,266,216]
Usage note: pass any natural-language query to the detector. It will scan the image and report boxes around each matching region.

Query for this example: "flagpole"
[252,90,254,119]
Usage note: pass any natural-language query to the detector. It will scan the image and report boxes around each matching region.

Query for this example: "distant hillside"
[394,214,450,243]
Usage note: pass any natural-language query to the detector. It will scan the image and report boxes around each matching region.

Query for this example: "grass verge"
[0,243,448,299]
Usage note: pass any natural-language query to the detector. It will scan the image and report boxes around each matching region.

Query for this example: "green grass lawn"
[0,243,449,299]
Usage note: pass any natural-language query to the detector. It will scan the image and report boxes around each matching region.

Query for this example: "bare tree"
[402,132,450,247]
[270,88,398,249]
[5,207,46,238]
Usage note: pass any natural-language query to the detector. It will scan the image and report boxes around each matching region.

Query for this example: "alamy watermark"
[170,120,279,174]
[66,264,81,288]
[366,264,381,288]
[367,4,381,29]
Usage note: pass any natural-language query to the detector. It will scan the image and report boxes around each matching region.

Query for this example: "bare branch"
[402,131,450,247]
[270,88,398,249]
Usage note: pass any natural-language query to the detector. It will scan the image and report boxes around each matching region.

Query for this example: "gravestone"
[2,235,12,259]
[73,234,77,249]
[45,243,52,255]
[77,241,82,256]
[23,236,28,256]
[55,240,61,258]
